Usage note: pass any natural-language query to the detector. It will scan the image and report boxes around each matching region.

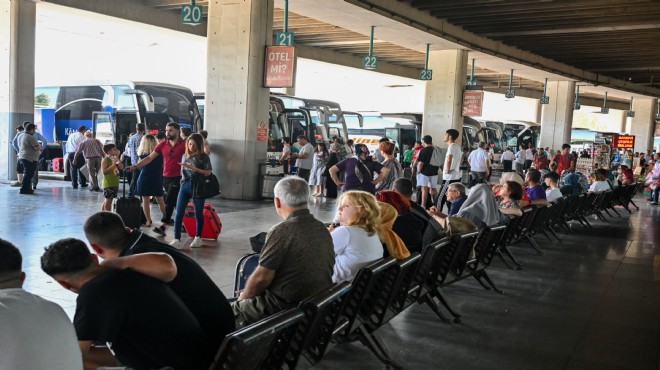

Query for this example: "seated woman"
[377,202,411,259]
[617,165,634,185]
[498,180,524,217]
[375,190,425,254]
[452,183,506,229]
[588,172,611,192]
[492,172,529,202]
[330,191,384,283]
[560,173,582,196]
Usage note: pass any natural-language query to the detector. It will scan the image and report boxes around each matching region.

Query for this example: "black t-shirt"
[392,212,425,254]
[417,146,440,176]
[74,269,213,370]
[121,230,235,348]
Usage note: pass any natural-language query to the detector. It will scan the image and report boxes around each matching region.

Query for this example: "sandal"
[153,225,166,236]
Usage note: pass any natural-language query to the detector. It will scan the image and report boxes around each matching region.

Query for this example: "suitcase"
[112,171,142,229]
[183,202,222,239]
[52,157,64,172]
[233,253,260,297]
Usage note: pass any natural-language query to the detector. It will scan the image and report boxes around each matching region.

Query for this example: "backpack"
[429,146,444,167]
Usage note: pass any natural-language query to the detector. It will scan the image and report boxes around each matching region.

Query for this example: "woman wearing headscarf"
[378,202,412,259]
[560,172,582,196]
[376,190,425,254]
[329,144,390,194]
[455,183,507,228]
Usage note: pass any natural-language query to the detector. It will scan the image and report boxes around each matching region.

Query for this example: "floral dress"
[499,199,520,210]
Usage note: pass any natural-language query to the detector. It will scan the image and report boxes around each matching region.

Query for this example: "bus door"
[503,127,520,150]
[341,111,362,142]
[115,111,140,153]
[303,107,330,145]
[278,109,314,147]
[92,112,114,145]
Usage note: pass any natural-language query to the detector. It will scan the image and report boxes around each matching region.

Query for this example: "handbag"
[192,172,221,199]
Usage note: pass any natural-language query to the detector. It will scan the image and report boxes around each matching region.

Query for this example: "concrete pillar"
[422,50,468,148]
[540,81,575,150]
[629,98,658,154]
[620,111,628,133]
[0,0,36,181]
[205,0,272,200]
[534,100,542,123]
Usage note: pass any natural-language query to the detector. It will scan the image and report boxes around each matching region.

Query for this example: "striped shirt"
[76,138,105,159]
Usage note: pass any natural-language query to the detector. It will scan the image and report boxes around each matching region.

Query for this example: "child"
[101,144,124,211]
[403,144,414,168]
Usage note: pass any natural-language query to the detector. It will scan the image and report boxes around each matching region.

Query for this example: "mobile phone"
[324,222,340,228]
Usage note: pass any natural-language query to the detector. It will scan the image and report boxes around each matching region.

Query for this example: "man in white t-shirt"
[438,129,463,212]
[501,147,515,172]
[0,239,82,370]
[292,135,315,182]
[543,171,563,203]
[524,144,535,173]
[468,142,490,182]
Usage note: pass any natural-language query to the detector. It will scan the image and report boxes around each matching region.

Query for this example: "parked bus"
[34,81,203,157]
[501,120,541,151]
[345,113,418,158]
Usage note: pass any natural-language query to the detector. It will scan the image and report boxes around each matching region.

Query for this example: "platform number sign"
[574,102,581,110]
[181,4,202,25]
[601,107,609,114]
[420,69,433,80]
[505,89,516,99]
[540,96,550,105]
[627,110,635,118]
[276,32,294,46]
[363,56,378,70]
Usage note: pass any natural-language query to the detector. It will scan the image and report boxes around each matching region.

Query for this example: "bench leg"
[497,247,523,270]
[473,272,492,291]
[525,235,544,255]
[356,326,400,367]
[477,270,504,295]
[432,289,461,323]
[422,293,451,323]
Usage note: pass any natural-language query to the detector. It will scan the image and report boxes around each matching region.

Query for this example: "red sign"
[462,91,484,117]
[264,46,295,88]
[256,121,268,142]
[612,134,635,149]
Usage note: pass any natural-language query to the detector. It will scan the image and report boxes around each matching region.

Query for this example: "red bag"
[182,202,222,239]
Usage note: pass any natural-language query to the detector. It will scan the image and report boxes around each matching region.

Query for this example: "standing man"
[438,129,462,212]
[549,143,576,175]
[468,142,490,183]
[31,124,49,190]
[501,147,515,172]
[74,131,105,192]
[17,123,41,195]
[125,123,146,194]
[291,135,314,181]
[514,145,525,175]
[10,125,24,187]
[66,126,88,189]
[127,122,186,236]
[0,239,82,370]
[416,135,442,209]
[524,143,534,173]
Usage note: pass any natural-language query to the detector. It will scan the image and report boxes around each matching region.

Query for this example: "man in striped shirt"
[74,131,104,191]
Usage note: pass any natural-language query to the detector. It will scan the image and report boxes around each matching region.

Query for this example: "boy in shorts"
[101,144,124,211]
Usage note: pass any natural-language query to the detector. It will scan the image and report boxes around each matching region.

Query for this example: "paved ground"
[1,178,658,370]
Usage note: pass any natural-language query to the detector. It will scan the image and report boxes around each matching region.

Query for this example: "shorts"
[16,161,24,174]
[103,187,118,199]
[417,174,439,188]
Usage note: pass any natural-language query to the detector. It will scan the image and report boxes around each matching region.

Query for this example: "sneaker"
[190,236,203,248]
[153,225,166,236]
[10,182,21,187]
[169,239,184,249]
[19,190,34,195]
[649,202,658,206]
[81,184,89,188]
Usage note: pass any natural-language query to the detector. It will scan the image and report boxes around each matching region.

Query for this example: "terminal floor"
[1,179,659,370]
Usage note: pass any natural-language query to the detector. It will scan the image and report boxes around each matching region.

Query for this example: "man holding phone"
[127,122,186,236]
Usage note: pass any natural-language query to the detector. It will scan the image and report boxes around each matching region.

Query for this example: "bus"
[501,120,541,151]
[345,113,419,158]
[34,81,203,157]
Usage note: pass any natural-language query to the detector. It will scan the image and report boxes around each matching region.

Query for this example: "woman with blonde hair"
[330,190,384,283]
[134,134,166,227]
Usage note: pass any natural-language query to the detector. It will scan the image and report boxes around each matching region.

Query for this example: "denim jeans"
[19,159,37,193]
[173,179,205,239]
[654,186,660,203]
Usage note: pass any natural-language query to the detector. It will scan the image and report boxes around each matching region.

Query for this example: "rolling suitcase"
[233,253,260,297]
[52,157,64,172]
[112,171,142,229]
[183,202,222,239]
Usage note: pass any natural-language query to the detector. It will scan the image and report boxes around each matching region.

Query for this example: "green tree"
[34,93,50,106]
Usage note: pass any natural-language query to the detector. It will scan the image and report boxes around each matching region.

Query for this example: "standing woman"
[376,141,403,192]
[310,142,329,196]
[170,133,213,249]
[134,135,166,227]
[329,144,390,195]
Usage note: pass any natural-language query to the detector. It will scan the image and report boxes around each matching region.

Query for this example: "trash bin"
[262,174,283,199]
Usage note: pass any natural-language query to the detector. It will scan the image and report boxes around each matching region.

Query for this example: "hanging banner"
[264,46,295,88]
[462,91,484,117]
[612,134,635,149]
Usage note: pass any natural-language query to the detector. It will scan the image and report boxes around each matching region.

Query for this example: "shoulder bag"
[192,172,221,199]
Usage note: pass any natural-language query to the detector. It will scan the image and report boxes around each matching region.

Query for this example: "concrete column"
[205,0,272,200]
[534,100,542,123]
[629,98,658,154]
[620,112,628,134]
[0,0,36,181]
[422,49,468,148]
[540,81,575,150]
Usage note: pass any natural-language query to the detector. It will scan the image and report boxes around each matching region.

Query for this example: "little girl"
[498,180,523,217]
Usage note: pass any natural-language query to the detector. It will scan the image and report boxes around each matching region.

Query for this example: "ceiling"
[129,0,660,102]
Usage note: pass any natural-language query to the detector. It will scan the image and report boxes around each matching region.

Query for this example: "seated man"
[427,182,468,226]
[0,239,82,370]
[393,177,445,248]
[520,168,548,208]
[83,211,235,349]
[543,171,563,203]
[41,238,214,370]
[232,176,335,327]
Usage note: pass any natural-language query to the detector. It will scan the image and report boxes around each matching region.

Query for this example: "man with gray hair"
[232,176,335,327]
